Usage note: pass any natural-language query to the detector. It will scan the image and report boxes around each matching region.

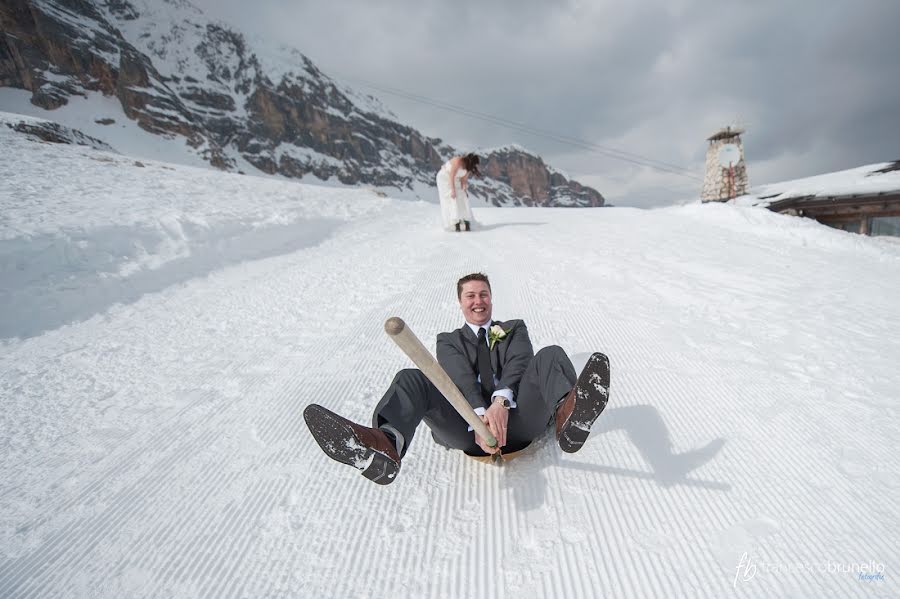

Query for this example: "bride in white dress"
[436,153,480,231]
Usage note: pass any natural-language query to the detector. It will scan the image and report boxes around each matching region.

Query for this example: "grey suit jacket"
[436,319,535,411]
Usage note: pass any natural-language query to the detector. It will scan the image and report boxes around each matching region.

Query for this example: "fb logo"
[733,552,758,588]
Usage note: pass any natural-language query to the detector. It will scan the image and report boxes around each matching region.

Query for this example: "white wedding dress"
[436,160,474,230]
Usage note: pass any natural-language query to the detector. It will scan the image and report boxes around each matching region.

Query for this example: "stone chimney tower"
[701,126,749,202]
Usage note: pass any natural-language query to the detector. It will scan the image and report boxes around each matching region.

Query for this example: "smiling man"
[304,272,610,485]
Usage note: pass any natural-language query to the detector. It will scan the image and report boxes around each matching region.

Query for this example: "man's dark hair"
[457,272,491,298]
[461,153,481,177]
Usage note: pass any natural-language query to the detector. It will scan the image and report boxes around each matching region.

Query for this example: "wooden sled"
[464,442,536,464]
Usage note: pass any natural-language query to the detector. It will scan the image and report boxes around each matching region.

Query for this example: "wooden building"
[757,161,900,237]
[765,191,900,236]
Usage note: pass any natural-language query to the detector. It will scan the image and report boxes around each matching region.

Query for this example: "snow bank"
[0,113,391,338]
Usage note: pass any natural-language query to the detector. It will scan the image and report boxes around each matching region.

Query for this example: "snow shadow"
[0,218,342,339]
[567,404,730,491]
[564,351,730,491]
[500,408,729,512]
[499,404,729,513]
[475,221,548,232]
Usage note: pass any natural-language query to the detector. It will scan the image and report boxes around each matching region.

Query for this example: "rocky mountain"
[0,0,605,206]
[4,109,114,150]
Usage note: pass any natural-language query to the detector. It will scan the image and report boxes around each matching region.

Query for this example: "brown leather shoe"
[556,352,610,453]
[303,404,401,485]
[556,387,577,439]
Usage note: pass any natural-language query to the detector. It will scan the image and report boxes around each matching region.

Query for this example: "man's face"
[459,281,492,326]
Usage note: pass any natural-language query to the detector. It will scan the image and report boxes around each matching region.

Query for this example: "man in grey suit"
[304,272,609,485]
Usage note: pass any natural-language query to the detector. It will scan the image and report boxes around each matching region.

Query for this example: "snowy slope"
[1,122,899,598]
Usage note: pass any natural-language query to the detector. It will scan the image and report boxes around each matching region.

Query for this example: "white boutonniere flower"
[488,324,510,350]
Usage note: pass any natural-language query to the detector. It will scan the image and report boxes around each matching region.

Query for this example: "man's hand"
[474,402,508,454]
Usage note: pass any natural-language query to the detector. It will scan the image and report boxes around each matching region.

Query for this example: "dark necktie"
[477,327,495,402]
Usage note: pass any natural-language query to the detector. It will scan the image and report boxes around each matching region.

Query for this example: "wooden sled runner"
[464,445,534,463]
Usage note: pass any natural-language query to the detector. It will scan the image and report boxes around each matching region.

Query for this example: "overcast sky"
[191,0,900,208]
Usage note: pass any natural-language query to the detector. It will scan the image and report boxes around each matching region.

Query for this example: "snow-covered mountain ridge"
[0,0,604,206]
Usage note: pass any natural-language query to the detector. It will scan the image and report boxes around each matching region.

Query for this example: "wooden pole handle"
[384,317,497,448]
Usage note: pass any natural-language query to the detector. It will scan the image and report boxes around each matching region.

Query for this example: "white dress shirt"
[465,320,516,426]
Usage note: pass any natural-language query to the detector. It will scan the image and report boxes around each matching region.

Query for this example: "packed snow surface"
[1,116,898,598]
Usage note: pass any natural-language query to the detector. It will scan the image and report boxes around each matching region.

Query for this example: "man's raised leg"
[374,369,481,455]
[506,346,610,453]
[505,345,577,447]
[305,368,479,484]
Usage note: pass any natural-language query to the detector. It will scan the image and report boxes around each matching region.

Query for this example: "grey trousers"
[373,346,576,456]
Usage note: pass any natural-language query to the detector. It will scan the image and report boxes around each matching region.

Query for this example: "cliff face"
[478,146,604,206]
[1,0,604,207]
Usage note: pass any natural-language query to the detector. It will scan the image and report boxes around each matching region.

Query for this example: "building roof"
[707,126,745,142]
[733,161,900,209]
[766,191,900,213]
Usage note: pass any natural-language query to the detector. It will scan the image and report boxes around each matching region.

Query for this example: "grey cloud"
[191,0,900,208]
